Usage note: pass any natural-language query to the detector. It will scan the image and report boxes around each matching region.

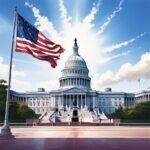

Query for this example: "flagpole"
[0,7,17,138]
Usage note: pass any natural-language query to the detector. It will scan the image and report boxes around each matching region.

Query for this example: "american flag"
[16,13,65,68]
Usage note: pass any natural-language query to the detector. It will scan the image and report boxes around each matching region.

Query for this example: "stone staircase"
[39,108,108,124]
[80,108,93,122]
[40,111,55,123]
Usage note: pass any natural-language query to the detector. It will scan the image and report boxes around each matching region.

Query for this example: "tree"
[127,102,150,120]
[0,79,7,121]
[109,106,127,119]
[0,79,39,122]
[17,104,38,122]
[109,102,150,122]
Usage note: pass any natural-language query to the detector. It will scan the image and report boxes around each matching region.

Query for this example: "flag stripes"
[16,13,65,68]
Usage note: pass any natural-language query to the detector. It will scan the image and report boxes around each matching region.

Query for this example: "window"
[37,102,40,106]
[33,102,35,106]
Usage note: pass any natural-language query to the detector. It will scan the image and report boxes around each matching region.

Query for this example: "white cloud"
[24,1,143,71]
[98,52,150,87]
[83,0,101,30]
[99,50,130,64]
[25,2,61,43]
[97,0,124,35]
[12,57,41,66]
[0,56,26,79]
[102,32,147,52]
[36,80,58,91]
[0,56,30,91]
[58,0,72,31]
[25,2,105,71]
[13,70,26,78]
[0,56,9,78]
[12,79,31,91]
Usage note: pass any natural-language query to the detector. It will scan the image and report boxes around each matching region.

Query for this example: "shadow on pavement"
[0,138,150,150]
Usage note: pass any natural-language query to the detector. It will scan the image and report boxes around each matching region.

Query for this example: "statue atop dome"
[73,38,79,55]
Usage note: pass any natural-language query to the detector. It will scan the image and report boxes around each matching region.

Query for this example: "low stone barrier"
[1,121,150,126]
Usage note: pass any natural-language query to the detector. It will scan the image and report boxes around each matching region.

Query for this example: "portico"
[60,94,87,108]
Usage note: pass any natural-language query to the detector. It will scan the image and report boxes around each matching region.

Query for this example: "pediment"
[62,87,87,94]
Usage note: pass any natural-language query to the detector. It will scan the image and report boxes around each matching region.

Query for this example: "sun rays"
[24,0,148,89]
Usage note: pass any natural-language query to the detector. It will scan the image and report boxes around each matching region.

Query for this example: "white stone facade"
[135,88,150,104]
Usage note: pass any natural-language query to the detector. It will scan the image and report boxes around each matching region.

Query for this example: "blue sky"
[0,0,150,92]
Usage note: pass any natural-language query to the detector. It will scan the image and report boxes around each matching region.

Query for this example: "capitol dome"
[59,38,91,89]
[64,52,87,69]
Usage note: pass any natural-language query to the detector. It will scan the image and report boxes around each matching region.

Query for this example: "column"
[70,95,72,108]
[77,95,78,107]
[66,95,68,108]
[85,94,86,108]
[81,95,83,108]
[65,95,67,107]
[59,96,61,108]
[69,95,71,108]
[61,96,63,107]
[65,95,66,107]
[83,95,84,107]
[93,95,95,108]
[67,95,69,108]
[63,95,64,107]
[79,95,81,108]
[78,95,79,108]
[73,95,74,107]
[69,78,71,85]
[57,96,59,108]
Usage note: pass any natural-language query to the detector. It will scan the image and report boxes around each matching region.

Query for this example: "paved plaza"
[0,126,150,150]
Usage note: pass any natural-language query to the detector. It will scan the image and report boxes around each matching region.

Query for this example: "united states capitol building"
[10,39,141,123]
